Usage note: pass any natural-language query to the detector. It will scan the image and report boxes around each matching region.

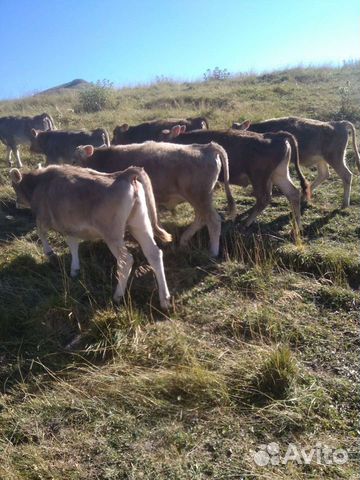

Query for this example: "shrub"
[76,79,116,113]
[333,82,360,121]
[203,66,231,81]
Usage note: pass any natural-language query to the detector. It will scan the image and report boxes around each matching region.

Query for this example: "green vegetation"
[76,79,117,113]
[0,63,359,479]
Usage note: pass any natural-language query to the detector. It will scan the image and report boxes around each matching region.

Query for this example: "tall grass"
[0,64,359,479]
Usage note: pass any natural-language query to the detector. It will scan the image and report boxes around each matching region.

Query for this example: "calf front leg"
[6,147,13,167]
[37,224,54,256]
[13,147,23,168]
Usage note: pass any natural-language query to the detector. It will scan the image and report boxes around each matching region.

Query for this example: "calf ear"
[236,120,251,130]
[31,128,39,137]
[10,168,22,184]
[75,145,94,160]
[120,123,129,132]
[200,121,207,129]
[180,125,186,134]
[83,145,95,157]
[170,125,182,138]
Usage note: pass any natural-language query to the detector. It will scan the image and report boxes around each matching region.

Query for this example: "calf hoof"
[47,251,59,266]
[237,223,248,233]
[179,238,189,248]
[113,292,124,304]
[70,269,80,278]
[160,297,172,311]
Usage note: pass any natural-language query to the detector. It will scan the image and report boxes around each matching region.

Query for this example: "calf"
[0,113,55,167]
[160,126,311,229]
[112,116,208,145]
[72,141,236,256]
[232,117,360,208]
[10,165,171,309]
[30,128,110,165]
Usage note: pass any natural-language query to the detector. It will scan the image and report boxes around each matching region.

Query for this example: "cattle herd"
[1,111,359,308]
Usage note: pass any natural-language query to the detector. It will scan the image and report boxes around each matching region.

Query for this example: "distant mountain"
[36,79,91,95]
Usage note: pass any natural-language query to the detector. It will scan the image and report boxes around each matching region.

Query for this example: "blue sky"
[0,0,359,99]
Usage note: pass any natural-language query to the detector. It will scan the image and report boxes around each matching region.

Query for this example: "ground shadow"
[0,199,35,241]
[0,232,215,386]
[304,208,345,240]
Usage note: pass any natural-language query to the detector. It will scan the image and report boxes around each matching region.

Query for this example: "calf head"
[160,124,186,141]
[34,113,55,131]
[232,120,251,131]
[10,169,30,208]
[72,145,95,165]
[187,116,208,130]
[29,129,44,153]
[112,124,129,144]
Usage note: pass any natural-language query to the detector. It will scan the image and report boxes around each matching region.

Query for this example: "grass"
[0,63,359,479]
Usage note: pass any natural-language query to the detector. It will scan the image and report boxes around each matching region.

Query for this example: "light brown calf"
[72,141,236,257]
[10,165,171,309]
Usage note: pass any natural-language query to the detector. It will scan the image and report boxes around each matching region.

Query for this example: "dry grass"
[0,63,359,479]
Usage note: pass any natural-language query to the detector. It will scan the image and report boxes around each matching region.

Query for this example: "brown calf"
[30,128,110,165]
[232,117,360,208]
[112,117,208,145]
[160,126,310,229]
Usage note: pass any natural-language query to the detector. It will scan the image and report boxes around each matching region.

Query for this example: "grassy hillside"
[0,64,359,479]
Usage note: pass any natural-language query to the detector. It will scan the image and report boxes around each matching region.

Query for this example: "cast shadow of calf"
[0,200,35,242]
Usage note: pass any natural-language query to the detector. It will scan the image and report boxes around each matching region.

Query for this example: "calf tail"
[130,167,172,243]
[342,121,360,173]
[281,132,311,201]
[212,142,236,219]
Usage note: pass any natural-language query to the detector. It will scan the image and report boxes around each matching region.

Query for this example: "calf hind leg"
[179,213,205,248]
[128,211,170,310]
[206,208,222,257]
[328,155,352,208]
[244,180,272,227]
[311,160,329,192]
[271,153,302,230]
[272,175,302,230]
[106,239,134,303]
[66,236,81,277]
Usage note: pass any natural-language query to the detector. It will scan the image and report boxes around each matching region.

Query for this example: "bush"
[76,79,116,113]
[333,82,360,121]
[203,66,231,81]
